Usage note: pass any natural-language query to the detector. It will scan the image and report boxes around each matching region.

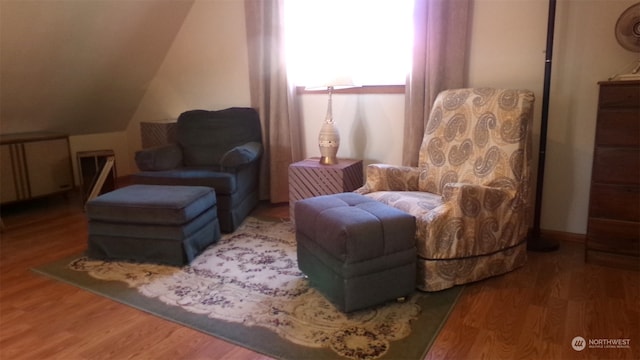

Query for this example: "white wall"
[542,0,638,233]
[0,0,193,136]
[299,1,548,173]
[468,0,638,234]
[64,0,250,182]
[299,93,406,166]
[106,0,636,236]
[122,0,251,175]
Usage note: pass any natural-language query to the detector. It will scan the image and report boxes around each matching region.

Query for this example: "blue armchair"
[132,107,263,233]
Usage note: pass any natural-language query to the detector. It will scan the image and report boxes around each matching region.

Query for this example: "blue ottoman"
[295,193,417,312]
[86,184,220,266]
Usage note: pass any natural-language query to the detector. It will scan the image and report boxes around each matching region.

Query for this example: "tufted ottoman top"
[86,184,216,225]
[295,193,416,263]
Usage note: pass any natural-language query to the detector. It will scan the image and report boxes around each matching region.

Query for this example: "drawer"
[599,83,640,108]
[595,111,640,146]
[588,184,640,222]
[587,218,640,256]
[592,148,640,184]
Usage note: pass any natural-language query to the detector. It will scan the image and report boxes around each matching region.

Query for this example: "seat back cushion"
[417,88,534,195]
[177,107,262,167]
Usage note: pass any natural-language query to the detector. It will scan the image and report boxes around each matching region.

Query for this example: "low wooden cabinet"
[586,80,640,270]
[0,132,74,204]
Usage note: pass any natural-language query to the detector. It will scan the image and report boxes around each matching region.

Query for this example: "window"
[285,0,414,87]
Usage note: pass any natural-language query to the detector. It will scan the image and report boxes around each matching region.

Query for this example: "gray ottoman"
[295,192,416,312]
[86,184,221,266]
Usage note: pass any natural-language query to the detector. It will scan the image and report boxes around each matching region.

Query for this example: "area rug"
[33,217,462,360]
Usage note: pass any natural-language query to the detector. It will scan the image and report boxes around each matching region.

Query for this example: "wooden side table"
[288,157,364,221]
[140,121,177,148]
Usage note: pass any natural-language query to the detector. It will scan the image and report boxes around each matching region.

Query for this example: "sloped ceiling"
[0,0,194,135]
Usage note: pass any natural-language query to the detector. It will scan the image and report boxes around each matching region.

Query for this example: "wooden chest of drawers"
[586,80,640,270]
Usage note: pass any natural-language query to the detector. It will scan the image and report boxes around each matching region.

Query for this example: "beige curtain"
[403,0,471,166]
[244,0,303,203]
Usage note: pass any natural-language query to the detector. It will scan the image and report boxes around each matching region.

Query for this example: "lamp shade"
[304,75,356,91]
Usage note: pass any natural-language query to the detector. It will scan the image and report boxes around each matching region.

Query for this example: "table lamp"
[310,76,355,165]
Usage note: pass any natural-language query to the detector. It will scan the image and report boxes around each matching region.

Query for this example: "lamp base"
[318,120,340,166]
[319,156,338,165]
[527,232,560,252]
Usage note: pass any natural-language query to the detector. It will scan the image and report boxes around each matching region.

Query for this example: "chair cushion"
[417,88,534,194]
[86,184,215,225]
[364,191,443,218]
[135,144,183,171]
[219,141,263,168]
[177,107,262,167]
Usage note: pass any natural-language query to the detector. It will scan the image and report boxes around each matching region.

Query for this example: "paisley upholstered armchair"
[356,88,534,291]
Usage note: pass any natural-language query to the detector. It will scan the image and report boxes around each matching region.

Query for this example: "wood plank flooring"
[1,190,638,360]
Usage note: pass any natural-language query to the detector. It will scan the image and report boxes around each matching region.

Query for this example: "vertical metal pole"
[529,0,560,251]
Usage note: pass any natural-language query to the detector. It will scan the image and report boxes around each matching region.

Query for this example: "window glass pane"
[285,0,413,86]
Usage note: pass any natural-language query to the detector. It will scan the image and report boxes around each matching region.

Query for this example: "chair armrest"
[135,144,183,171]
[219,141,263,168]
[441,183,517,217]
[414,183,525,259]
[355,164,421,194]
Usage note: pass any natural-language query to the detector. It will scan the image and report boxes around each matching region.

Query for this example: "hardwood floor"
[1,190,638,360]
